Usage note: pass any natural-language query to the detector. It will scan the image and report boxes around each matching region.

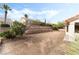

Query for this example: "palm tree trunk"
[4,11,7,24]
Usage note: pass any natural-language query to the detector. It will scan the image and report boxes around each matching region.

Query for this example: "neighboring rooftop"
[64,14,79,25]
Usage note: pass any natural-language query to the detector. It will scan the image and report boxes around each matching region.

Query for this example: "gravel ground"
[0,30,67,55]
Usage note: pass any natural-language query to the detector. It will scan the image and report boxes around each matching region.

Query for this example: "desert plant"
[45,23,52,27]
[0,31,16,39]
[0,4,11,24]
[0,21,26,39]
[24,14,28,25]
[44,19,46,24]
[57,22,64,29]
[52,24,58,30]
[31,20,42,25]
[40,22,46,26]
[24,14,28,18]
[31,19,52,27]
[11,21,26,36]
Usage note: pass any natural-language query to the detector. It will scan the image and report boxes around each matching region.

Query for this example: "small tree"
[52,24,58,30]
[24,14,28,18]
[11,21,26,36]
[45,19,46,24]
[0,4,11,24]
[0,21,26,39]
[57,22,64,29]
[24,14,29,25]
[31,20,42,25]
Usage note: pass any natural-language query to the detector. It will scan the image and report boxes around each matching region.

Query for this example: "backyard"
[0,3,79,55]
[0,30,67,55]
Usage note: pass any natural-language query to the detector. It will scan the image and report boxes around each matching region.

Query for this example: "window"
[67,25,68,32]
[65,25,68,32]
[75,23,79,33]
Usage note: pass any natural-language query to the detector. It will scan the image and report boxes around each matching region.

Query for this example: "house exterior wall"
[0,18,13,26]
[68,21,75,41]
[20,17,31,25]
[20,17,28,25]
[65,19,79,41]
[72,19,79,41]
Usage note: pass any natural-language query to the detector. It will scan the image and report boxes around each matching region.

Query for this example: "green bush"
[31,20,42,25]
[52,24,58,30]
[45,23,52,27]
[0,21,26,39]
[51,22,64,30]
[40,23,46,26]
[0,31,16,39]
[57,22,64,29]
[0,24,10,27]
[11,21,26,36]
[0,32,5,37]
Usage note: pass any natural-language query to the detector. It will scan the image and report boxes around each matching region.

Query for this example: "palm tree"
[24,14,28,24]
[24,14,28,18]
[0,4,11,24]
[45,19,46,24]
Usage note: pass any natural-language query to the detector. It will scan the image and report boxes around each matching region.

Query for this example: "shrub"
[31,20,42,25]
[45,23,52,27]
[0,32,5,37]
[0,21,26,39]
[40,23,46,26]
[11,21,26,36]
[52,24,58,30]
[57,22,64,29]
[51,22,64,30]
[0,24,10,27]
[0,31,16,39]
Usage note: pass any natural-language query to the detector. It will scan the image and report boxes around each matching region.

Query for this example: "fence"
[0,27,10,32]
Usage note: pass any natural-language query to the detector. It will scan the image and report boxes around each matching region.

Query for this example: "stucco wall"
[68,21,75,41]
[66,19,79,41]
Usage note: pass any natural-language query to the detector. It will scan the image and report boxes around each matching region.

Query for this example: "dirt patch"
[0,30,66,55]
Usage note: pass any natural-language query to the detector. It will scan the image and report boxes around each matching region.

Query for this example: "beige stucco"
[64,19,79,41]
[20,17,28,25]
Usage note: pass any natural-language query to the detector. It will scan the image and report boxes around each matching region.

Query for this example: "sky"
[0,3,79,23]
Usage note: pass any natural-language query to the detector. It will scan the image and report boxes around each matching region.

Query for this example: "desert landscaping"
[0,30,67,55]
[0,3,79,55]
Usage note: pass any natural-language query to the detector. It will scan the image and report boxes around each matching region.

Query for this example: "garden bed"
[25,25,53,34]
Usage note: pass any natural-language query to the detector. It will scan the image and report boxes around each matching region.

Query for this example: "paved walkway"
[0,30,67,55]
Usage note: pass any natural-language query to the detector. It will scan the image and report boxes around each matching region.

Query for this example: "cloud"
[1,8,60,22]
